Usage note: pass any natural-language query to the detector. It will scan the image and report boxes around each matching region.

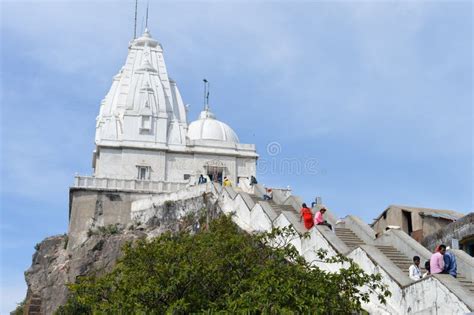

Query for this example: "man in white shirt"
[409,256,422,281]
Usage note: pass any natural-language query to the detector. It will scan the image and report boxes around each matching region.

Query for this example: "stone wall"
[420,216,452,242]
[422,212,474,252]
[68,188,157,250]
[25,186,220,314]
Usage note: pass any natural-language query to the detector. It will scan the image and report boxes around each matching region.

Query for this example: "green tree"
[57,215,390,314]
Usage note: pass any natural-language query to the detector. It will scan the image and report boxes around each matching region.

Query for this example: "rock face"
[24,232,138,315]
[23,191,219,314]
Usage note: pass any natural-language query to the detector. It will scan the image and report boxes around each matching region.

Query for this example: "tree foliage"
[57,215,390,314]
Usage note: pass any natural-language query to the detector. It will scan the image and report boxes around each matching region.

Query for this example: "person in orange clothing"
[300,203,314,229]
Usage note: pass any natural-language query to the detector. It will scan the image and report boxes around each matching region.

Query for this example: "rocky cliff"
[22,190,219,315]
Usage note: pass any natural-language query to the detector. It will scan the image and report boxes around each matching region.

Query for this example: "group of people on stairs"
[197,174,233,187]
[409,244,457,281]
[208,176,462,285]
[299,204,332,230]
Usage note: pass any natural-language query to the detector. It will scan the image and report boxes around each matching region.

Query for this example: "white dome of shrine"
[187,108,240,143]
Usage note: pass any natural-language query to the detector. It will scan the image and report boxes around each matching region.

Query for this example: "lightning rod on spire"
[133,0,138,39]
[145,2,149,29]
[203,79,210,111]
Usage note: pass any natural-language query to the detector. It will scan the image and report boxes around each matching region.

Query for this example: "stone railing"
[73,175,188,193]
[131,182,219,213]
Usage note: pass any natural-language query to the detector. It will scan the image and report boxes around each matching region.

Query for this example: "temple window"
[136,166,151,180]
[141,116,151,131]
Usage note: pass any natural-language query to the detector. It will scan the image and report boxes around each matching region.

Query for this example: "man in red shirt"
[299,203,314,229]
[314,208,332,230]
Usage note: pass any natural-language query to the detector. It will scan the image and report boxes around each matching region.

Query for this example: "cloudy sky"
[1,0,472,312]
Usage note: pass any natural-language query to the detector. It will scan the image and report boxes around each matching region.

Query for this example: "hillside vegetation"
[57,215,390,314]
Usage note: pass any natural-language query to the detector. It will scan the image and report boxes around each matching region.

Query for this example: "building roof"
[372,204,466,225]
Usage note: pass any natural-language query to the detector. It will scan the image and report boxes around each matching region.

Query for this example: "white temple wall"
[95,147,256,185]
[165,152,197,182]
[237,157,257,183]
[166,153,240,183]
[95,147,166,180]
[121,115,167,144]
[94,147,122,178]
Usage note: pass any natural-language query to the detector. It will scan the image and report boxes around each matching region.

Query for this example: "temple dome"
[187,108,240,143]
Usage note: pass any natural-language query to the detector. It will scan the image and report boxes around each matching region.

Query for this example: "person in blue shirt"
[443,247,457,278]
[198,174,207,184]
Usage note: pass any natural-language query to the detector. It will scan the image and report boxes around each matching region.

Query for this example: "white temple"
[82,28,257,190]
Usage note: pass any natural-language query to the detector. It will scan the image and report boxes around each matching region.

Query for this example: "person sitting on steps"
[198,174,207,184]
[443,246,457,278]
[423,261,430,278]
[300,203,314,229]
[223,176,232,187]
[314,208,332,230]
[263,188,273,200]
[430,244,446,275]
[409,256,422,281]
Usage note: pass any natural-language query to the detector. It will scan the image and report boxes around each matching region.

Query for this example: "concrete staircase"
[248,194,261,205]
[375,245,415,274]
[328,220,473,298]
[248,194,297,216]
[326,218,473,308]
[267,199,297,215]
[335,225,426,276]
[335,226,365,250]
[219,185,474,313]
[457,275,474,294]
[259,197,472,297]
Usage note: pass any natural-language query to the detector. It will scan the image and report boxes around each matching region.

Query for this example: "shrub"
[58,216,390,314]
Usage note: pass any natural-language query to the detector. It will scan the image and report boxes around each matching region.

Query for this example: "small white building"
[81,28,257,189]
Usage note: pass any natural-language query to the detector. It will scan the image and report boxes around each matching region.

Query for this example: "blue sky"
[1,0,472,312]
